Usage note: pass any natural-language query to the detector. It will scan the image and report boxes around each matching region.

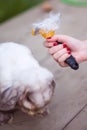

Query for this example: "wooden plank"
[0,124,15,130]
[63,106,87,130]
[0,0,87,130]
[9,62,87,130]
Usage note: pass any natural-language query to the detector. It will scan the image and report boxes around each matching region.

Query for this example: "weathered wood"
[63,106,87,130]
[0,0,87,130]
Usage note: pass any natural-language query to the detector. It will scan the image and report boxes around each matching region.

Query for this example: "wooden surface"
[0,0,87,130]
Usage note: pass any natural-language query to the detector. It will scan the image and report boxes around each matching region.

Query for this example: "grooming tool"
[32,13,79,70]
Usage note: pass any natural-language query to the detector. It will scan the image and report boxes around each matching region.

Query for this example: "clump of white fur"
[32,12,61,33]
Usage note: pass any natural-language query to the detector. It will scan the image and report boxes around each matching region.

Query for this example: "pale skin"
[43,35,87,67]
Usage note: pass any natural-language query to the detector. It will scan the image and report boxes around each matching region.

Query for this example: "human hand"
[44,35,87,67]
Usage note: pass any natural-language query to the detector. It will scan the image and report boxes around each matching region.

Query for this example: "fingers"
[52,48,70,61]
[58,53,70,62]
[48,44,71,67]
[55,53,70,67]
[44,40,71,67]
[44,35,81,51]
[58,62,68,67]
[43,35,70,48]
[46,35,72,47]
[43,41,54,48]
[48,44,63,55]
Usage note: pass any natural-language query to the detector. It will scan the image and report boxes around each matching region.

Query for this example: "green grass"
[0,0,44,23]
[61,0,87,6]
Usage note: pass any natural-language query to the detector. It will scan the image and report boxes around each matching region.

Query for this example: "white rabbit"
[0,42,55,124]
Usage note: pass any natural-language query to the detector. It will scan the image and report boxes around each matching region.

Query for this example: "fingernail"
[63,44,67,48]
[53,42,58,46]
[67,48,71,51]
[68,51,71,54]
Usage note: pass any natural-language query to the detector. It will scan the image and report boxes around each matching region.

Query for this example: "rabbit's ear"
[0,87,19,111]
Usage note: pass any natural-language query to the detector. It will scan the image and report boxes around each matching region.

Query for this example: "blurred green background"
[62,0,87,6]
[0,0,44,23]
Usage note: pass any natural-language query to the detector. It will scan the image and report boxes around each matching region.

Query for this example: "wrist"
[79,41,87,63]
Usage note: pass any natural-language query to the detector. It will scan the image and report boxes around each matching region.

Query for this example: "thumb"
[47,35,81,51]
